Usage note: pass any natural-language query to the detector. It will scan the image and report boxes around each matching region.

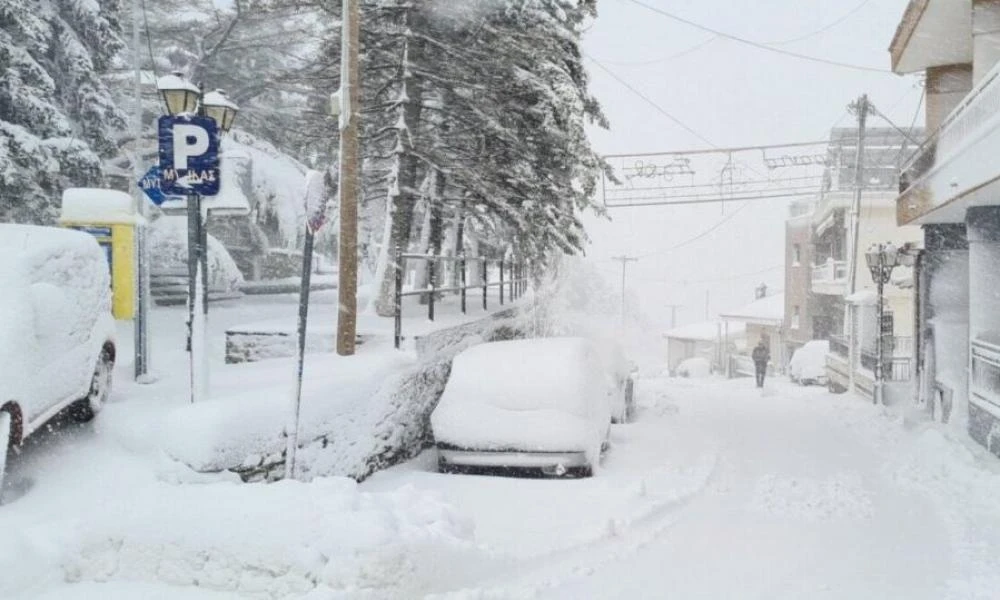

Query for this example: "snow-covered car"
[0,225,116,486]
[788,340,830,386]
[431,337,618,477]
[595,340,638,423]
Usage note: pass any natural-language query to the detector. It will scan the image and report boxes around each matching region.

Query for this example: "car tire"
[70,346,114,423]
[568,465,593,478]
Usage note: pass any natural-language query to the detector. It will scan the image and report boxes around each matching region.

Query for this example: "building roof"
[720,293,785,326]
[665,321,745,342]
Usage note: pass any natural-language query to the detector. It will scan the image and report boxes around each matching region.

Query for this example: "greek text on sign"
[157,115,221,197]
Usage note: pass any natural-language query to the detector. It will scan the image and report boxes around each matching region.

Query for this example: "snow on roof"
[846,289,878,305]
[665,320,746,342]
[60,188,143,224]
[720,293,785,326]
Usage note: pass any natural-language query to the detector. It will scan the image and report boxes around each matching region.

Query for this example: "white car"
[0,225,116,488]
[431,337,621,477]
[788,340,830,386]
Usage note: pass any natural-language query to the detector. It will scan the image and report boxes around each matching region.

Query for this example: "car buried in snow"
[788,340,830,386]
[0,225,116,490]
[431,337,633,478]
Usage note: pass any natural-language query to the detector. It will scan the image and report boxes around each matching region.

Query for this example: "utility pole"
[611,255,638,325]
[336,0,361,356]
[846,94,869,396]
[847,94,869,295]
[665,303,682,329]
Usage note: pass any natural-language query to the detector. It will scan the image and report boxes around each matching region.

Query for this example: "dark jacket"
[751,345,769,364]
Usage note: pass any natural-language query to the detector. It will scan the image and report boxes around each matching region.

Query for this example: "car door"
[25,253,90,421]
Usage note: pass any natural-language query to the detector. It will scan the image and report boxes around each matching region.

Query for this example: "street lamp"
[865,241,899,405]
[156,72,200,116]
[154,73,239,403]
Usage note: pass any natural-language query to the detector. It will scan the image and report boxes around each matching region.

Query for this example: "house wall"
[666,338,715,373]
[785,215,813,348]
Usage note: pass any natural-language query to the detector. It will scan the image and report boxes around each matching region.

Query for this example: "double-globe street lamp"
[155,72,239,402]
[865,242,900,406]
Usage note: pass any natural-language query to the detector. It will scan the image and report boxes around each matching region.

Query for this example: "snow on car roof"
[0,224,99,255]
[441,337,605,416]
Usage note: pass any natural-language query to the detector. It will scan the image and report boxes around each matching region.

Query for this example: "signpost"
[157,115,221,404]
[286,170,332,480]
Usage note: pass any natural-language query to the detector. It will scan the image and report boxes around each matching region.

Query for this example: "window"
[792,244,801,266]
[792,305,801,329]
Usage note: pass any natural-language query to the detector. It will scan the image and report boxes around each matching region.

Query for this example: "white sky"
[580,0,920,329]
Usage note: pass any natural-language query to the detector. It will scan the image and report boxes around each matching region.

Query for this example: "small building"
[664,321,745,375]
[720,291,785,376]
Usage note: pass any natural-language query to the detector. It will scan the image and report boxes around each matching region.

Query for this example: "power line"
[636,203,750,259]
[763,0,874,45]
[622,0,892,74]
[585,54,716,148]
[600,35,718,67]
[638,263,784,286]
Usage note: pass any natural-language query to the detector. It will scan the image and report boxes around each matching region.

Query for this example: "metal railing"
[811,258,848,284]
[393,249,529,349]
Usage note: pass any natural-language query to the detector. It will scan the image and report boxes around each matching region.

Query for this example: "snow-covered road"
[368,376,1000,599]
[8,301,1000,599]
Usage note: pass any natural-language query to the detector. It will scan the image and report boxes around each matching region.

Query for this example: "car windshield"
[3,2,997,598]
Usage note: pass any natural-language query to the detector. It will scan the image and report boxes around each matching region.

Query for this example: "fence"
[393,250,529,349]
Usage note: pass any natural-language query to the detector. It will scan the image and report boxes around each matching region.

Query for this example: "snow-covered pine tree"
[0,0,126,223]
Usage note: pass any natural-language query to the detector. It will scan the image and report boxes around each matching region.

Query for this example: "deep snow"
[7,288,1000,598]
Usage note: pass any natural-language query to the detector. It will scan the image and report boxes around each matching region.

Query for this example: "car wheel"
[70,347,114,423]
[568,465,593,478]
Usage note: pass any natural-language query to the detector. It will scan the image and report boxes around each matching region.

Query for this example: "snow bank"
[164,352,411,475]
[148,216,244,294]
[676,357,711,378]
[51,478,476,598]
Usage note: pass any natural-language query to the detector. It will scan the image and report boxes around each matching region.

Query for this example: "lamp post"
[156,73,238,402]
[865,241,899,405]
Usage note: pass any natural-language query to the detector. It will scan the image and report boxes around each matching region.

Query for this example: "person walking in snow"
[752,340,770,388]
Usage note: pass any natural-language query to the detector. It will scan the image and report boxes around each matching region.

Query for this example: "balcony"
[898,60,1000,224]
[811,258,848,295]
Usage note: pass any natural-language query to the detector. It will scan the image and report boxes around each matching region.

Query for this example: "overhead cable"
[622,0,892,74]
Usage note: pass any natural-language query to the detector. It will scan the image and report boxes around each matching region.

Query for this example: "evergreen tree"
[0,0,126,223]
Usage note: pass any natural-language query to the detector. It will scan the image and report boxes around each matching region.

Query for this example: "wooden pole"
[336,0,361,355]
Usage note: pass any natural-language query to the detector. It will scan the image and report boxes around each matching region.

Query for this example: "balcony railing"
[811,258,848,285]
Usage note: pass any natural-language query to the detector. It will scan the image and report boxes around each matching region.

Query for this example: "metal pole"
[460,255,466,314]
[336,0,361,356]
[131,0,150,381]
[874,247,885,405]
[499,258,505,305]
[847,94,869,296]
[428,257,435,321]
[482,258,488,311]
[393,247,402,349]
[186,192,201,402]
[286,228,315,479]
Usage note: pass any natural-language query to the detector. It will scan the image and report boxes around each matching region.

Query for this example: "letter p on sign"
[157,115,221,196]
[173,124,210,171]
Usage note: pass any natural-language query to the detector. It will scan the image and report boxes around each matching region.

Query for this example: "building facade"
[782,127,922,399]
[890,0,1000,454]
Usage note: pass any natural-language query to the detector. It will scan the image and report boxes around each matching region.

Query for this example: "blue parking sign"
[158,115,221,196]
